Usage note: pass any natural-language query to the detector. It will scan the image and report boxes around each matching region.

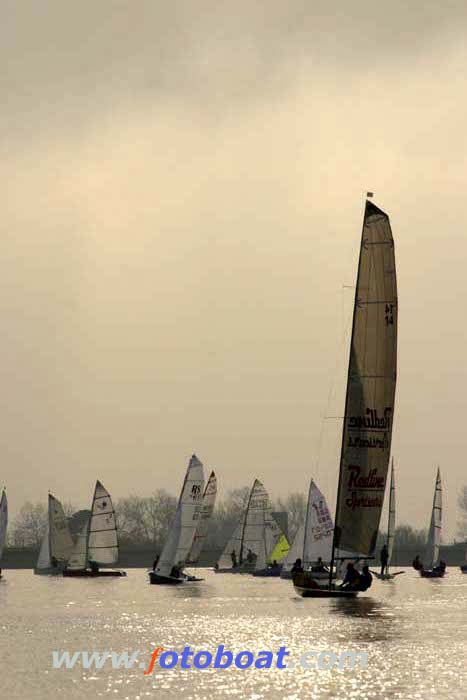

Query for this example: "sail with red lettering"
[334,200,397,556]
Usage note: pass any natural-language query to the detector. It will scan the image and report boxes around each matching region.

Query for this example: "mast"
[328,200,367,588]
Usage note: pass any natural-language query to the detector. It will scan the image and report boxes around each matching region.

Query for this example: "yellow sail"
[268,533,289,562]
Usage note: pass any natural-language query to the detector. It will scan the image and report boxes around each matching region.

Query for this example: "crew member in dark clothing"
[89,560,99,574]
[412,555,423,571]
[231,550,238,568]
[380,544,389,576]
[291,558,304,575]
[358,565,373,591]
[340,563,360,589]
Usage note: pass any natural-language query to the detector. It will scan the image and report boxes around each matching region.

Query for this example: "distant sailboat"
[215,479,285,575]
[186,470,217,564]
[281,479,335,580]
[294,199,398,598]
[0,489,8,578]
[149,454,205,585]
[372,460,403,580]
[63,480,126,577]
[34,494,74,575]
[420,469,445,578]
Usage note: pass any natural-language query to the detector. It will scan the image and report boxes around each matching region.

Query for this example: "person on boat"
[291,558,304,575]
[433,560,446,574]
[340,563,360,590]
[170,564,181,578]
[358,565,373,591]
[246,549,256,565]
[230,550,238,568]
[412,555,423,571]
[312,557,329,573]
[152,555,159,571]
[89,560,99,574]
[267,559,280,570]
[380,544,389,576]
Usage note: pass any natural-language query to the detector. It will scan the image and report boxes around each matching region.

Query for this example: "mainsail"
[0,489,8,561]
[188,470,217,563]
[303,479,333,567]
[425,468,442,571]
[36,494,74,571]
[87,481,119,566]
[386,459,396,567]
[333,200,397,558]
[155,454,204,577]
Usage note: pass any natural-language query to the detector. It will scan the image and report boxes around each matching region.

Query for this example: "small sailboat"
[252,533,290,577]
[281,479,335,580]
[371,460,403,580]
[186,470,217,564]
[34,494,74,575]
[0,489,8,578]
[215,479,285,574]
[294,198,398,598]
[63,480,126,577]
[149,454,205,585]
[420,469,445,578]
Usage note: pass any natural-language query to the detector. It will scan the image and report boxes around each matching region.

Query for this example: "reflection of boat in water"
[35,494,74,575]
[149,455,204,585]
[0,489,7,579]
[293,199,398,599]
[214,479,287,575]
[63,481,126,578]
[419,470,445,579]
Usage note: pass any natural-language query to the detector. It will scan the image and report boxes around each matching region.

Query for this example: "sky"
[2,1,467,541]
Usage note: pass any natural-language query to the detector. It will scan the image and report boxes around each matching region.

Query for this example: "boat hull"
[460,565,467,573]
[281,570,335,581]
[292,572,359,598]
[34,568,64,576]
[63,569,127,577]
[419,569,445,578]
[252,568,282,577]
[149,572,203,585]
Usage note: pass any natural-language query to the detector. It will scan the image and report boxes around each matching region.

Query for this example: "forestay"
[156,454,204,577]
[334,201,398,556]
[188,470,217,563]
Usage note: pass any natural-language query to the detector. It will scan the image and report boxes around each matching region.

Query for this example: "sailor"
[380,544,389,576]
[246,549,255,564]
[412,555,423,571]
[231,549,238,568]
[358,565,373,591]
[291,558,304,575]
[89,560,99,574]
[51,556,58,568]
[340,562,360,589]
[313,556,329,573]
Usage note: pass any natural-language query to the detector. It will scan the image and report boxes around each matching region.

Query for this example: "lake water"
[0,567,465,699]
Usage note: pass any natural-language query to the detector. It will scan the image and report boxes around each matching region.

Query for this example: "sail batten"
[333,200,397,558]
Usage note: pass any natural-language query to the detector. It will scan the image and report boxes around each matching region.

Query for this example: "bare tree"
[275,492,307,541]
[116,490,177,549]
[11,502,47,548]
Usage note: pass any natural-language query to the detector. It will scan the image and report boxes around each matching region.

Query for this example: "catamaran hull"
[63,570,127,577]
[149,572,203,585]
[419,570,445,578]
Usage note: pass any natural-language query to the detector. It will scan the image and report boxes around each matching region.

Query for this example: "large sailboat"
[186,470,217,564]
[420,469,445,578]
[294,198,398,598]
[0,489,8,578]
[215,479,285,574]
[149,454,205,585]
[281,479,334,580]
[63,480,126,577]
[34,494,74,575]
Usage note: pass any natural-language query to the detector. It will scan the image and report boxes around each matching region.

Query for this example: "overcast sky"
[2,1,466,541]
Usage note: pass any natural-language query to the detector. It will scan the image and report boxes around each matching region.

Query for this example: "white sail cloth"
[425,469,442,570]
[188,471,217,563]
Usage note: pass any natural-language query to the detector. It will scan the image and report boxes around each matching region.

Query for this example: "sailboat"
[420,469,445,578]
[214,479,285,574]
[0,489,8,578]
[281,479,335,580]
[34,494,74,575]
[371,460,403,580]
[186,470,217,564]
[293,198,398,598]
[63,480,126,577]
[149,454,205,585]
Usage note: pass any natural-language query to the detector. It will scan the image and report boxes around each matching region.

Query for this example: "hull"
[460,565,467,573]
[281,569,335,580]
[34,568,64,576]
[214,564,255,574]
[252,568,282,577]
[63,569,126,577]
[149,571,203,585]
[420,569,445,578]
[292,572,359,598]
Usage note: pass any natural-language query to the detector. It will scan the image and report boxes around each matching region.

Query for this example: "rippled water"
[0,568,465,699]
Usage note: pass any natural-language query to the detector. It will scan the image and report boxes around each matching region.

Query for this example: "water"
[0,568,465,699]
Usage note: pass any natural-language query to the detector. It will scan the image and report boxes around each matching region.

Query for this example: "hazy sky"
[2,1,467,541]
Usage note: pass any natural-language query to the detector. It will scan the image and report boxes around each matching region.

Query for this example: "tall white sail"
[240,479,282,571]
[217,521,243,569]
[425,469,442,570]
[49,494,74,562]
[188,471,217,563]
[36,524,51,570]
[386,460,396,566]
[87,481,119,566]
[281,523,305,575]
[156,454,204,577]
[0,489,7,561]
[334,201,398,557]
[67,519,90,570]
[303,480,333,567]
